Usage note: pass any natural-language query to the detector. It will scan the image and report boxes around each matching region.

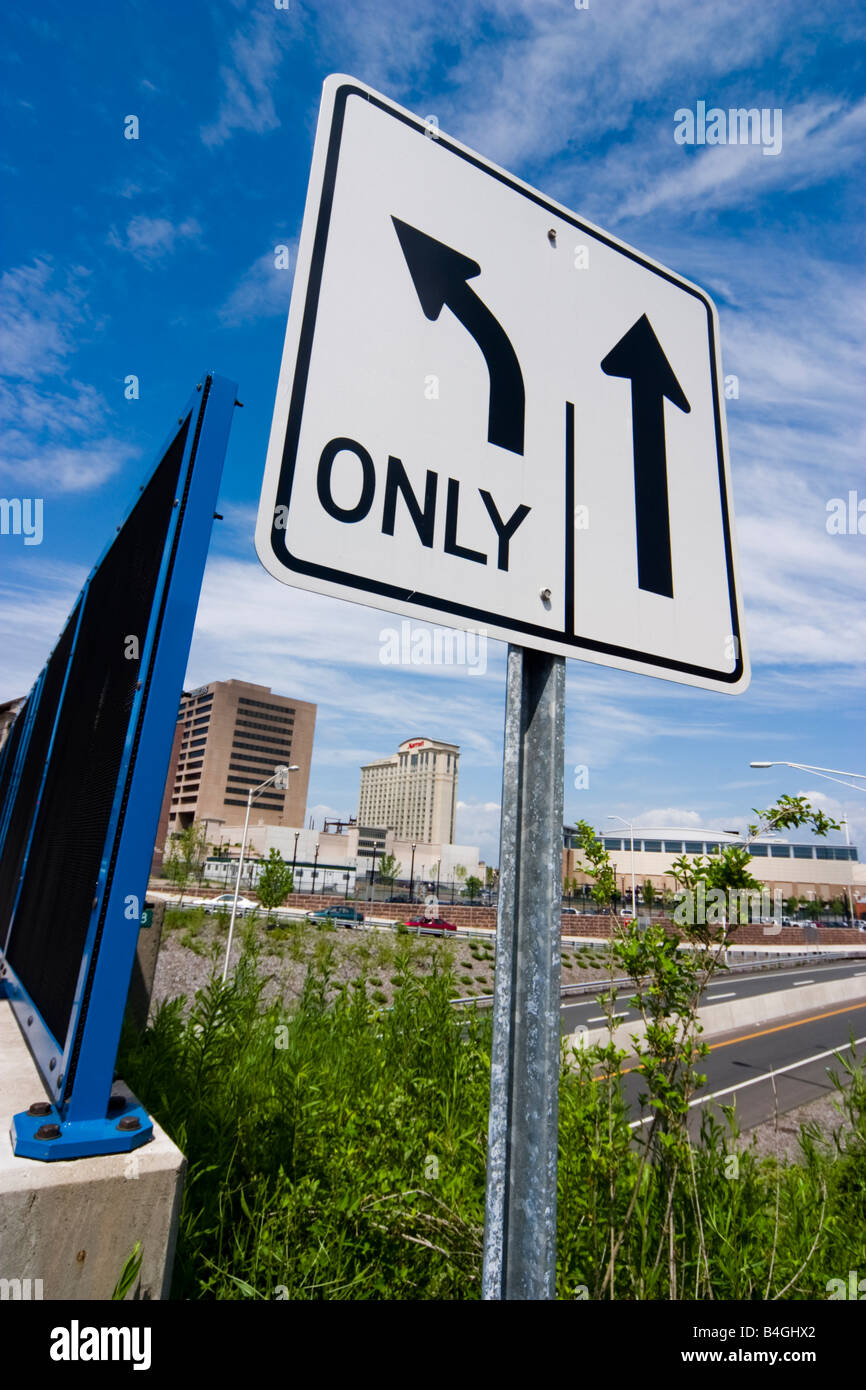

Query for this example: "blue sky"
[2,0,865,865]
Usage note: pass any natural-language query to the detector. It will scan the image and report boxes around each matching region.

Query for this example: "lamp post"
[751,760,862,928]
[750,760,866,794]
[222,764,297,982]
[292,831,300,882]
[312,843,319,895]
[368,845,378,908]
[410,842,417,903]
[607,815,636,924]
[842,815,855,924]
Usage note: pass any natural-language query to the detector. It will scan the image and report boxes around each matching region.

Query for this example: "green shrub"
[118,932,866,1301]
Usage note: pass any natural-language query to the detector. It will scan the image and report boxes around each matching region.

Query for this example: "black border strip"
[64,386,209,1097]
[564,401,575,640]
[269,82,744,685]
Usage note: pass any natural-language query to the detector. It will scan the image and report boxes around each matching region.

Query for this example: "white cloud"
[218,247,296,326]
[455,799,501,863]
[0,260,90,378]
[201,9,294,148]
[107,215,202,264]
[0,261,136,494]
[0,441,130,493]
[619,98,866,221]
[0,559,88,694]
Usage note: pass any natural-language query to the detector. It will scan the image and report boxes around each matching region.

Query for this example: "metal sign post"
[482,646,565,1300]
[254,73,752,1299]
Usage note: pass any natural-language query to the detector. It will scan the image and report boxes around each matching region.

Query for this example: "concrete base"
[0,1001,185,1299]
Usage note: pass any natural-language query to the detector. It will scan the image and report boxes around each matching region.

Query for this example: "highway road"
[560,957,866,1035]
[562,958,866,1133]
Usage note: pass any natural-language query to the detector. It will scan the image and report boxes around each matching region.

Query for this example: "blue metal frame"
[1,372,237,1160]
[0,678,43,873]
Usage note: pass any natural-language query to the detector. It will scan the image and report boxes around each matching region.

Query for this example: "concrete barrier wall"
[567,973,866,1055]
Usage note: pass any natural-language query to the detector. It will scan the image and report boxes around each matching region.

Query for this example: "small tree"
[256,849,295,924]
[163,821,209,906]
[464,875,482,899]
[572,822,617,912]
[485,865,496,889]
[378,853,402,892]
[642,880,656,910]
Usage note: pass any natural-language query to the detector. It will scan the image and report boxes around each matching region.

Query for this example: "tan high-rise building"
[358,737,459,845]
[0,697,25,753]
[167,679,316,836]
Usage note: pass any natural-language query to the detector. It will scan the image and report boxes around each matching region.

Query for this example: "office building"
[0,697,25,752]
[358,737,459,844]
[167,679,315,836]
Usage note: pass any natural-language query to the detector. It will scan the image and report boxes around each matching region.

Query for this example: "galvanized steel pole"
[482,644,565,1299]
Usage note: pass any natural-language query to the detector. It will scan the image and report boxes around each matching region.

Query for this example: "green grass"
[118,940,866,1300]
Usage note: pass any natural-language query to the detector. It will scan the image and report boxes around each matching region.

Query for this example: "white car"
[204,894,259,916]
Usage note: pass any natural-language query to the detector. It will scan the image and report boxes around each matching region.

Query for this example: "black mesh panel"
[0,696,29,842]
[0,617,78,954]
[4,421,188,1043]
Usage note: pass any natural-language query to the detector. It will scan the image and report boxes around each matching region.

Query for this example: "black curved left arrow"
[392,216,525,455]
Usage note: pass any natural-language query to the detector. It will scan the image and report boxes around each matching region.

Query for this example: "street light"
[750,761,866,794]
[222,764,298,982]
[752,759,861,926]
[367,845,379,908]
[410,842,417,903]
[607,815,636,923]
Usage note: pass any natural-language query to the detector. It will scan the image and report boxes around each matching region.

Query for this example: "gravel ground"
[148,912,860,1165]
[148,909,616,1018]
[739,1091,855,1163]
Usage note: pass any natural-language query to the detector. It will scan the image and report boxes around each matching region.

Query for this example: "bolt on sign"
[257,75,748,693]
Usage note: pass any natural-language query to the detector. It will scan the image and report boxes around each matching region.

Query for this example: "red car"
[406,917,457,933]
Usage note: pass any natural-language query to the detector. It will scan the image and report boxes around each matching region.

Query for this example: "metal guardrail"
[449,950,865,1008]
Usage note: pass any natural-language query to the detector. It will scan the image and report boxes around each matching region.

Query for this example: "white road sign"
[256,74,749,693]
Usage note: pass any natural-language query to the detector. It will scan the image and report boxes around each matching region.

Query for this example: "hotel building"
[358,737,459,845]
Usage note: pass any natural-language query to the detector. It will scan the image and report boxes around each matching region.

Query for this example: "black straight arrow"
[392,216,525,456]
[600,313,690,599]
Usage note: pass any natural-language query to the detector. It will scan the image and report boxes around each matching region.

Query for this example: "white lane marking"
[561,960,866,1013]
[707,992,736,1000]
[793,979,814,986]
[629,1034,866,1128]
[587,1012,629,1024]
